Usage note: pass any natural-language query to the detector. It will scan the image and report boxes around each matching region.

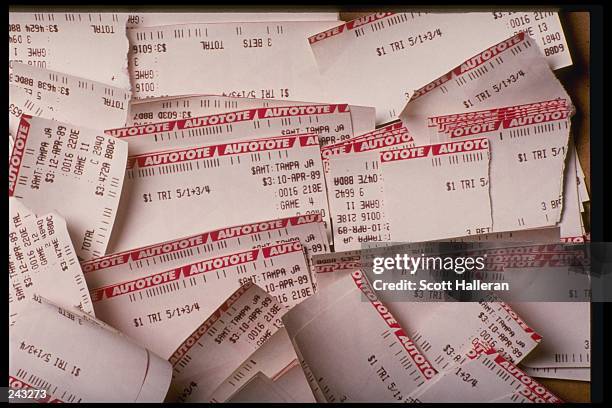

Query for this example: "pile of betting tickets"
[9,11,590,402]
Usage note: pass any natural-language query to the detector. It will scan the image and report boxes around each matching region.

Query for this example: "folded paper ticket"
[309,12,571,124]
[127,95,375,137]
[226,372,295,403]
[9,13,130,87]
[9,207,93,325]
[90,241,313,359]
[9,296,171,402]
[127,21,339,101]
[401,33,571,145]
[8,115,128,260]
[9,63,130,137]
[283,270,437,402]
[167,283,286,402]
[107,134,330,252]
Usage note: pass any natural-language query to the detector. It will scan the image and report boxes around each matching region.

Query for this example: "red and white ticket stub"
[410,340,562,403]
[84,213,329,289]
[283,270,437,402]
[107,134,330,253]
[107,103,360,155]
[127,95,375,137]
[9,63,130,137]
[430,102,572,232]
[225,372,295,403]
[8,13,130,87]
[123,12,339,28]
[90,241,313,358]
[166,283,286,402]
[308,13,571,124]
[9,208,93,325]
[381,138,492,242]
[127,21,339,101]
[400,33,571,145]
[9,296,171,403]
[209,328,299,402]
[323,127,414,250]
[8,115,128,261]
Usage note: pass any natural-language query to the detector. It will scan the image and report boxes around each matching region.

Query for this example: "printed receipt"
[400,33,571,145]
[84,213,329,289]
[9,296,171,402]
[283,270,437,402]
[90,241,314,359]
[167,283,286,402]
[107,134,330,253]
[9,13,130,87]
[308,12,571,124]
[9,115,128,261]
[128,21,339,101]
[9,63,130,137]
[128,95,375,137]
[107,104,361,155]
[381,138,492,242]
[9,207,93,325]
[430,101,572,232]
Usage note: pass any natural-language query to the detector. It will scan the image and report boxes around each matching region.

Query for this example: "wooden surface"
[339,11,591,403]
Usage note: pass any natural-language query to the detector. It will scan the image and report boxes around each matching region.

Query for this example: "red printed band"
[498,303,542,341]
[314,261,362,274]
[380,138,489,163]
[351,270,437,380]
[261,241,303,258]
[257,104,349,118]
[127,134,318,169]
[309,13,395,44]
[492,354,563,403]
[8,115,32,196]
[353,130,413,153]
[169,282,254,366]
[90,249,259,301]
[8,375,64,403]
[82,214,322,273]
[411,33,526,101]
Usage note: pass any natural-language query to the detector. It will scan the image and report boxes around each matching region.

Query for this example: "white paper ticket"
[84,213,328,289]
[226,372,295,403]
[9,115,128,260]
[323,127,414,250]
[90,241,313,359]
[9,210,93,325]
[559,138,586,240]
[431,103,572,232]
[400,33,571,145]
[209,328,298,402]
[9,63,130,137]
[8,13,130,87]
[521,366,590,382]
[127,95,375,137]
[127,20,339,100]
[166,283,286,402]
[381,138,492,242]
[308,12,571,124]
[410,340,562,403]
[9,296,171,403]
[124,12,340,28]
[107,103,360,155]
[107,134,330,253]
[283,270,437,402]
[273,363,317,402]
[511,302,590,368]
[390,297,543,372]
